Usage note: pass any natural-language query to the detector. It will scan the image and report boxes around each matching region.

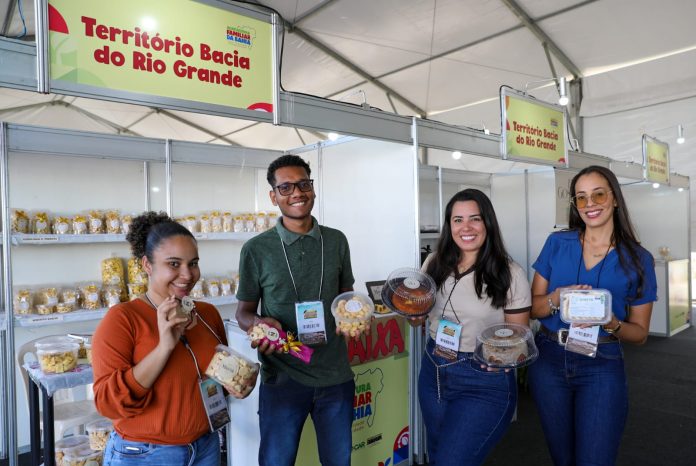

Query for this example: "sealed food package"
[32,212,51,234]
[11,209,29,233]
[127,257,148,285]
[244,214,255,232]
[200,214,213,233]
[474,323,538,368]
[56,303,75,313]
[255,212,267,232]
[36,342,79,373]
[120,214,133,235]
[62,445,103,466]
[13,289,33,314]
[190,280,205,299]
[102,286,121,308]
[80,283,102,310]
[210,211,223,232]
[68,334,92,359]
[183,216,198,233]
[127,283,147,301]
[35,304,54,315]
[36,287,59,306]
[101,257,125,287]
[55,435,90,466]
[233,215,244,233]
[267,212,279,229]
[53,216,71,235]
[105,210,121,234]
[88,210,105,234]
[61,288,79,306]
[86,418,113,451]
[205,344,260,398]
[206,278,221,297]
[220,277,235,296]
[72,215,88,235]
[248,320,313,364]
[169,295,195,321]
[331,291,374,337]
[222,212,233,232]
[560,288,613,324]
[381,268,436,317]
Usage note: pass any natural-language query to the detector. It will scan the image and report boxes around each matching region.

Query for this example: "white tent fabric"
[1,0,695,230]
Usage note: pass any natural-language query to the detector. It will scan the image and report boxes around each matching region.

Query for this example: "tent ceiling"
[0,0,694,185]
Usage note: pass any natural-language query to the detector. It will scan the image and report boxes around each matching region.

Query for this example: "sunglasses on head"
[273,179,314,196]
[570,189,613,209]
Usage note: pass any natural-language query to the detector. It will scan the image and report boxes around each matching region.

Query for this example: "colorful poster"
[643,135,670,183]
[48,0,274,113]
[501,88,567,165]
[296,316,410,466]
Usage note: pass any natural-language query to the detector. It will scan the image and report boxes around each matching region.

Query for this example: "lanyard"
[441,276,463,324]
[143,293,223,378]
[576,238,612,288]
[279,230,324,302]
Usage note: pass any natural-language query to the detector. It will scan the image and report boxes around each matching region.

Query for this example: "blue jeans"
[418,339,517,466]
[103,430,220,466]
[258,372,354,466]
[528,333,628,466]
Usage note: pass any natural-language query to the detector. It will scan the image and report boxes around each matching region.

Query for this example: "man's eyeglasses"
[273,179,314,196]
[571,189,613,209]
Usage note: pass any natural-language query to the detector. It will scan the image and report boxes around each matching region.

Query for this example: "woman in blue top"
[528,165,657,465]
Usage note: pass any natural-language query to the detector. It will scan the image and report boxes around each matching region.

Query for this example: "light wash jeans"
[103,430,220,466]
[418,339,517,466]
[528,332,628,466]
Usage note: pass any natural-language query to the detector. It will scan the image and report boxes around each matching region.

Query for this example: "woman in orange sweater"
[93,212,249,466]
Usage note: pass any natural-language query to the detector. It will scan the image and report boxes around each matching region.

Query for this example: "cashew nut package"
[205,344,260,398]
[331,291,374,337]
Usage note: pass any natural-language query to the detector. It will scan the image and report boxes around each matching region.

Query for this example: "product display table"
[23,362,93,466]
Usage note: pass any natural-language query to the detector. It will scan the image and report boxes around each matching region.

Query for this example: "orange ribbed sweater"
[92,299,227,444]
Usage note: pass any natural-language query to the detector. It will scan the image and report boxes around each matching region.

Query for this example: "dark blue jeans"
[103,430,219,466]
[418,339,517,466]
[528,333,628,466]
[258,372,354,466]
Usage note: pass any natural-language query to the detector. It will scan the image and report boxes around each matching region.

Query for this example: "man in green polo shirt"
[236,154,355,466]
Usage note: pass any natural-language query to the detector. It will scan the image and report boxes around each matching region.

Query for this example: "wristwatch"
[604,320,622,334]
[547,296,559,316]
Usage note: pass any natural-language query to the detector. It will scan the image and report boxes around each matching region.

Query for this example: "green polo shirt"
[236,216,355,387]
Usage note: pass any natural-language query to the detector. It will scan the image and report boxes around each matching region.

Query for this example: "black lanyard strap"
[279,230,324,302]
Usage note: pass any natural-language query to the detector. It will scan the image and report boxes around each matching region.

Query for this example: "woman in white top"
[410,189,531,466]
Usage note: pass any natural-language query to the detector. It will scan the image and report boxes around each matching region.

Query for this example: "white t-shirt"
[424,259,531,352]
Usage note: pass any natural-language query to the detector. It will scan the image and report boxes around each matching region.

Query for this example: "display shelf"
[420,232,440,240]
[12,295,239,327]
[11,231,260,245]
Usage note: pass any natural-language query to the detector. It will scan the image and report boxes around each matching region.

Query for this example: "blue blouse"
[533,230,657,333]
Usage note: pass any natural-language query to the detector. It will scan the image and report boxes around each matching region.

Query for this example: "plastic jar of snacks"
[62,444,103,466]
[86,418,113,451]
[36,342,79,374]
[331,291,374,337]
[205,344,259,398]
[55,435,90,466]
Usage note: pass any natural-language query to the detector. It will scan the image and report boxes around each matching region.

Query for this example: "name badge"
[295,301,327,345]
[434,319,462,361]
[198,377,230,432]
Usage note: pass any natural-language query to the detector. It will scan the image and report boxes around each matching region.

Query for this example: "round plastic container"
[331,291,374,337]
[381,268,436,317]
[68,334,92,359]
[35,336,74,350]
[205,344,260,398]
[560,288,612,324]
[86,418,113,451]
[62,444,102,466]
[474,323,538,369]
[55,435,90,466]
[36,342,79,373]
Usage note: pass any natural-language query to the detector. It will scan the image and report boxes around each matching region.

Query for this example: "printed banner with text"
[48,0,273,112]
[643,135,670,183]
[502,89,567,165]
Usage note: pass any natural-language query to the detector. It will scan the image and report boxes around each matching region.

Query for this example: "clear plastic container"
[36,342,79,373]
[560,288,612,324]
[62,444,102,466]
[55,435,90,466]
[205,344,260,398]
[35,336,74,350]
[86,418,113,451]
[68,334,92,359]
[474,323,538,368]
[331,291,374,337]
[381,268,436,317]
